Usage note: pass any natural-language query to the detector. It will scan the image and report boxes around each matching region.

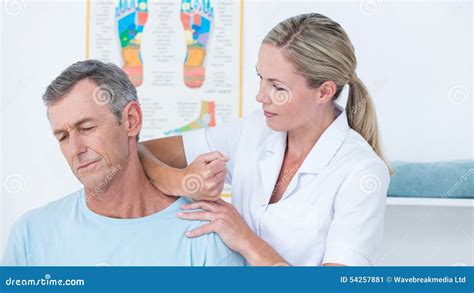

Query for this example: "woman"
[138,13,392,266]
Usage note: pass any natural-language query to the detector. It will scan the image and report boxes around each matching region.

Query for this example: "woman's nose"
[256,85,272,104]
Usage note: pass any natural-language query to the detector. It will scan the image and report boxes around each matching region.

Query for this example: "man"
[2,60,243,266]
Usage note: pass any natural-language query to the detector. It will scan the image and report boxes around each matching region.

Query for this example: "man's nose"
[68,132,87,158]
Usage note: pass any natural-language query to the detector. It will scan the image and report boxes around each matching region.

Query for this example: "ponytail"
[262,13,393,174]
[346,74,393,175]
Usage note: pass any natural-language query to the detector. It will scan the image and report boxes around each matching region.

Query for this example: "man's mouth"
[77,160,99,171]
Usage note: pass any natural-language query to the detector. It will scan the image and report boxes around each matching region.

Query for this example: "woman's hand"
[179,152,230,201]
[177,198,254,252]
[177,198,289,266]
[138,144,229,201]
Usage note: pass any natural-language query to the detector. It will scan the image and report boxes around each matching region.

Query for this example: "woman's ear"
[122,101,142,140]
[316,80,337,104]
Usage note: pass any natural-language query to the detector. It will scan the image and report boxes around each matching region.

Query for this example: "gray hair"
[43,59,140,140]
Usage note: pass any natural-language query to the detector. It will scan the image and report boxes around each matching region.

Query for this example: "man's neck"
[84,153,177,219]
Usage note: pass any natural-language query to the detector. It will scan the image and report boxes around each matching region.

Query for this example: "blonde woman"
[139,13,391,266]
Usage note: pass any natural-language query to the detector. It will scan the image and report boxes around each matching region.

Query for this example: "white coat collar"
[298,103,350,174]
[257,104,350,199]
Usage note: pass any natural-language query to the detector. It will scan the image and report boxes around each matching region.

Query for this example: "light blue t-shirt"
[2,189,244,266]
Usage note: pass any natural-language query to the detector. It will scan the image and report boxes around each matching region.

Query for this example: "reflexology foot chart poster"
[87,0,243,140]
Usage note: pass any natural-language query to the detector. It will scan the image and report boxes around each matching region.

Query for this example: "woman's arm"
[138,141,184,196]
[238,230,290,266]
[178,199,289,266]
[141,136,187,169]
[139,136,229,200]
[177,198,347,266]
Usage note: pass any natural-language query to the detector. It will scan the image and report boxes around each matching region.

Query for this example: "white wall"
[1,0,86,257]
[1,0,473,265]
[243,0,473,162]
[0,1,4,262]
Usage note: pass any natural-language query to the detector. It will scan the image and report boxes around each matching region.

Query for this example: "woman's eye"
[273,85,285,91]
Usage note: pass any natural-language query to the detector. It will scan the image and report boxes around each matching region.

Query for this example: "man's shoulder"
[182,198,245,266]
[12,189,83,231]
[196,228,245,266]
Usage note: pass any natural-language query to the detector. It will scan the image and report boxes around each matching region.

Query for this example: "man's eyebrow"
[53,117,95,136]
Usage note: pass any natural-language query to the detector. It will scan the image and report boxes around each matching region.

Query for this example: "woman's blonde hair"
[263,13,392,174]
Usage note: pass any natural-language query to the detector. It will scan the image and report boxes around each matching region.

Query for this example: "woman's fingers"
[197,151,229,164]
[177,211,215,221]
[202,169,227,196]
[183,152,228,201]
[213,169,227,181]
[205,158,227,178]
[184,222,216,238]
[180,200,219,212]
[215,197,230,206]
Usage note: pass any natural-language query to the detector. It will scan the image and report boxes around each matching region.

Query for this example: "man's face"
[48,78,130,190]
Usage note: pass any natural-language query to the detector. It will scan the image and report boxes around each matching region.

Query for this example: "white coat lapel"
[257,131,287,201]
[280,104,350,201]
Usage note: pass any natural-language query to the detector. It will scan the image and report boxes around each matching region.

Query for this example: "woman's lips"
[264,111,277,118]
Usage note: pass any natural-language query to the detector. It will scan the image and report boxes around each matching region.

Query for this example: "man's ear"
[122,101,142,140]
[316,80,337,104]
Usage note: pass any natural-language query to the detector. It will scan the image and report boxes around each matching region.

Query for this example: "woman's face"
[255,43,329,132]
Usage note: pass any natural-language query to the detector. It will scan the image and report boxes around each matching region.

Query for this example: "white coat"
[183,105,390,266]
